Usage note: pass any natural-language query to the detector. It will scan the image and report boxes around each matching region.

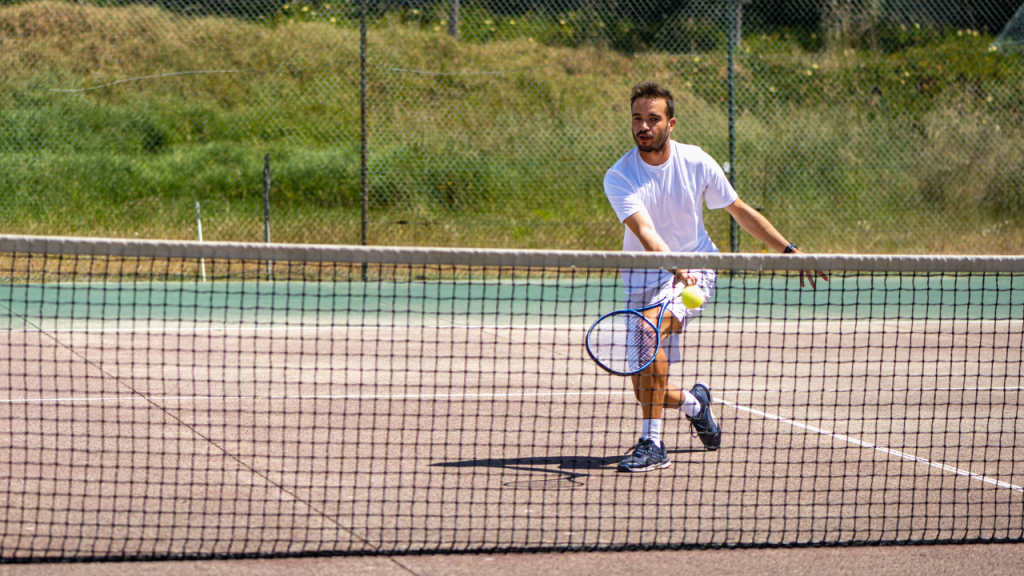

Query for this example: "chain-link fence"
[2,1,1022,253]
[994,0,1024,49]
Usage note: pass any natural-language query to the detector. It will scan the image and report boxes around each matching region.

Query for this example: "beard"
[633,128,670,153]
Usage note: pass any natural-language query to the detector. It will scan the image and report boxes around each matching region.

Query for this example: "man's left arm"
[723,199,829,289]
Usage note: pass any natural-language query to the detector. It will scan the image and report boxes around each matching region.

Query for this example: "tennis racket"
[585,285,684,376]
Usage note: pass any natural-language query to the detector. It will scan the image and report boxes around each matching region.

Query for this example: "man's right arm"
[623,210,697,287]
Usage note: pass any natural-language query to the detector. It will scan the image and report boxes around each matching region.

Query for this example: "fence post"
[195,201,206,282]
[727,0,740,253]
[263,154,273,281]
[360,0,369,280]
[449,0,459,39]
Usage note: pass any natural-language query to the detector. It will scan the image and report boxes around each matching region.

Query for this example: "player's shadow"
[432,448,701,488]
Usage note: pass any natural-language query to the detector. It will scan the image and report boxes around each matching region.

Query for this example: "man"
[604,81,828,473]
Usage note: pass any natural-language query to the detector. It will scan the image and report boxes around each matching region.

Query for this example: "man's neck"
[638,141,672,166]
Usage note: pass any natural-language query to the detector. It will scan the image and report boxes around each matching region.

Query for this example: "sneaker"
[617,438,671,472]
[686,382,721,451]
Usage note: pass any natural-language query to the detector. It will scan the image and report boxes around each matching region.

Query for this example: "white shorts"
[625,270,716,365]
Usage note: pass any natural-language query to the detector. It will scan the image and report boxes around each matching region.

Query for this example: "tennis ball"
[681,285,705,309]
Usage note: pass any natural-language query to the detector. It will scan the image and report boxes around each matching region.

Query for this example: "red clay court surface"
[2,544,1024,576]
[2,314,1021,560]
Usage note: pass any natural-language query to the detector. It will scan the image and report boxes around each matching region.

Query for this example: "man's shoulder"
[671,141,715,164]
[604,147,640,190]
[606,147,638,175]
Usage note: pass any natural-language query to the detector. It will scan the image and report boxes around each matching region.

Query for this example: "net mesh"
[1,235,1023,560]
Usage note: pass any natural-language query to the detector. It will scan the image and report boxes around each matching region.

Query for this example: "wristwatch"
[783,243,797,254]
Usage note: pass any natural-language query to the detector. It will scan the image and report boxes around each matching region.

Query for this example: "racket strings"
[589,312,659,374]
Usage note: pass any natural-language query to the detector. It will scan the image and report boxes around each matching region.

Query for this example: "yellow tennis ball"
[681,285,705,309]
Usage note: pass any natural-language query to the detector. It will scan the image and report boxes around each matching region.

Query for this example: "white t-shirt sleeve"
[699,150,738,210]
[603,168,644,224]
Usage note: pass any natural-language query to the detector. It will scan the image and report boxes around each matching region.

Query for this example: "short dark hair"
[630,81,675,120]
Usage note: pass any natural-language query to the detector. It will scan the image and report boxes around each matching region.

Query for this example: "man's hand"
[672,268,698,288]
[799,269,830,289]
[791,248,829,289]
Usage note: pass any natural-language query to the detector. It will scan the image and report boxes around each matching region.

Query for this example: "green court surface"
[2,272,1021,332]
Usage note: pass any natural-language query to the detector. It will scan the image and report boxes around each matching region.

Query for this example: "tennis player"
[605,81,828,472]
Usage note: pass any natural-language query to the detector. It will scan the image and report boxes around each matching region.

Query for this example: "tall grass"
[1,2,1022,253]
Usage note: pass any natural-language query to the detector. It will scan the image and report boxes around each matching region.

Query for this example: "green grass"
[1,2,1022,253]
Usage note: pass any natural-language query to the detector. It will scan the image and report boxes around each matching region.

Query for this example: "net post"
[263,154,273,281]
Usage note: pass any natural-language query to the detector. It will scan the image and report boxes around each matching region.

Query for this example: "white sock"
[641,419,663,447]
[681,390,702,418]
[647,419,663,447]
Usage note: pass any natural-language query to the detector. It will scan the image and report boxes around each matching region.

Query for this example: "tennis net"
[1,234,1022,561]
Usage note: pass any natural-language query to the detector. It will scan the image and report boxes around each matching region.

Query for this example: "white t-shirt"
[603,140,737,293]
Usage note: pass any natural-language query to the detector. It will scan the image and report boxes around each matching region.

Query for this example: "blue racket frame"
[585,295,676,376]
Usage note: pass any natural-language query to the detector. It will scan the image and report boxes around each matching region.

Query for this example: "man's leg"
[632,272,720,452]
[630,310,684,419]
[619,310,681,472]
[629,310,709,444]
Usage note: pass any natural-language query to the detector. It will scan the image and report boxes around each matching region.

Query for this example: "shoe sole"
[617,459,672,473]
[692,383,721,451]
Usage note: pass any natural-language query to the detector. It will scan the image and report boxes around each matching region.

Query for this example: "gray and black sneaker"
[617,438,671,472]
[686,382,721,451]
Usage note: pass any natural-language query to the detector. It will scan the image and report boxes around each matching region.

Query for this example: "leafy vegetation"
[1,2,1021,253]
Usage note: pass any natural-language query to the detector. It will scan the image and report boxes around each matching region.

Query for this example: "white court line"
[6,386,1019,493]
[14,323,573,333]
[717,397,1023,493]
[9,385,1018,406]
[0,389,628,405]
[725,386,1024,394]
[4,318,1021,333]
